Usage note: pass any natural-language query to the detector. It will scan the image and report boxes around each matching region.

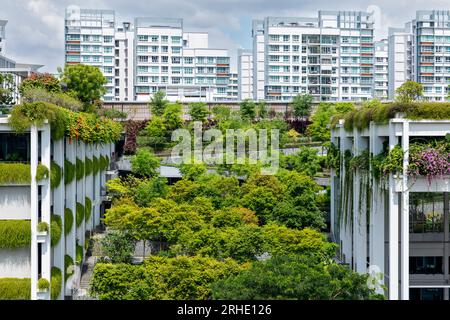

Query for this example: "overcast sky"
[2,0,450,73]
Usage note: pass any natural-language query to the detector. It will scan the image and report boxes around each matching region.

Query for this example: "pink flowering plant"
[408,142,450,183]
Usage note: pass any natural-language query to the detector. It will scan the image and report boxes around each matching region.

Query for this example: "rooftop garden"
[0,163,48,185]
[0,220,31,249]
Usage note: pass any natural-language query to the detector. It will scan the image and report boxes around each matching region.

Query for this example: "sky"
[2,0,450,73]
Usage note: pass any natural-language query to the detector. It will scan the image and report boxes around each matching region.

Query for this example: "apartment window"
[150,76,159,83]
[138,56,148,63]
[269,55,280,62]
[293,35,300,42]
[184,57,193,64]
[151,46,159,53]
[172,67,181,74]
[149,66,159,73]
[93,56,100,63]
[66,34,80,41]
[161,46,168,53]
[184,77,194,84]
[283,45,290,52]
[172,57,181,64]
[293,45,299,52]
[103,66,113,74]
[138,76,149,83]
[82,35,90,42]
[161,35,168,43]
[161,66,169,73]
[172,77,181,84]
[161,76,168,83]
[151,35,159,42]
[138,35,148,42]
[138,66,148,73]
[137,46,148,53]
[172,46,181,54]
[151,56,159,63]
[104,57,113,64]
[410,257,443,274]
[66,55,80,62]
[269,45,280,52]
[207,57,215,64]
[104,36,113,43]
[82,56,90,62]
[269,35,279,42]
[282,56,290,62]
[172,36,181,44]
[104,47,113,54]
[283,35,290,42]
[162,56,169,63]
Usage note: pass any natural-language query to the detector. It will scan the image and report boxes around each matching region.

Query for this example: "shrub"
[0,163,48,184]
[51,215,62,247]
[51,267,62,300]
[85,197,92,222]
[76,244,83,264]
[76,158,84,180]
[100,231,135,264]
[0,220,31,249]
[22,87,83,111]
[50,161,62,189]
[0,278,31,300]
[64,208,74,235]
[85,158,93,176]
[8,102,122,143]
[37,278,50,291]
[64,159,75,185]
[124,120,148,155]
[37,221,49,233]
[130,149,160,177]
[76,202,84,227]
[64,255,74,281]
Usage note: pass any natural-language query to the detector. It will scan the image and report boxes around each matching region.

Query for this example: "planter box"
[37,231,48,243]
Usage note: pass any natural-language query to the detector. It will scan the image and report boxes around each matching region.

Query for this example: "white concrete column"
[30,125,38,300]
[64,138,76,295]
[369,123,385,294]
[340,124,353,265]
[40,124,51,300]
[388,121,399,300]
[401,120,409,300]
[85,144,94,232]
[94,145,101,228]
[52,138,65,300]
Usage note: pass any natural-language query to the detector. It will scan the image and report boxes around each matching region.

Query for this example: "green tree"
[60,64,107,110]
[162,103,183,131]
[90,255,244,300]
[239,99,256,121]
[0,73,15,106]
[149,90,169,116]
[212,254,383,300]
[179,163,208,180]
[188,102,210,123]
[396,80,423,103]
[130,149,160,177]
[212,105,231,122]
[281,147,322,176]
[256,102,268,119]
[292,93,313,119]
[306,102,335,141]
[19,72,61,95]
[100,231,135,263]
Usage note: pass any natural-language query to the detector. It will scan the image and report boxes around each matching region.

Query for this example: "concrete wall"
[0,186,31,220]
[0,248,31,278]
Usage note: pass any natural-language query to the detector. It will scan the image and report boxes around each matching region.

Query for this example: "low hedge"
[64,159,75,185]
[0,220,31,249]
[51,267,62,300]
[64,208,73,235]
[76,158,84,181]
[76,244,83,264]
[76,202,84,227]
[50,161,62,189]
[0,278,31,300]
[37,278,50,291]
[50,215,62,247]
[64,255,74,282]
[0,163,48,184]
[85,197,92,222]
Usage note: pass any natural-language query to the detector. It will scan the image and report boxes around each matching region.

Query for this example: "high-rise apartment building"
[64,6,232,102]
[0,20,7,55]
[237,49,253,100]
[389,11,450,101]
[373,39,389,100]
[226,70,238,101]
[252,11,375,102]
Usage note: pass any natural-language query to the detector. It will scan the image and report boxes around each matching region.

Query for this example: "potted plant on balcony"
[37,221,49,235]
[37,278,50,292]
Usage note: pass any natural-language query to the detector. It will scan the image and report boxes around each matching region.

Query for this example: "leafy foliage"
[76,158,84,180]
[22,87,82,111]
[38,278,50,291]
[0,220,31,249]
[64,159,75,185]
[76,202,85,227]
[85,197,92,222]
[0,278,31,300]
[85,158,93,176]
[51,267,62,300]
[64,255,74,281]
[130,149,160,177]
[100,231,135,264]
[0,163,48,184]
[76,244,84,264]
[19,72,61,95]
[149,91,169,116]
[212,254,383,300]
[396,81,423,103]
[50,161,62,189]
[239,99,256,121]
[188,102,210,122]
[60,64,107,110]
[91,256,244,300]
[50,215,62,247]
[64,208,73,235]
